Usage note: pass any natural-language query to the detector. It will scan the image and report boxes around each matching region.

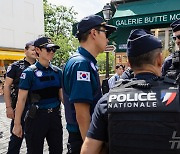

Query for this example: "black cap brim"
[46,44,60,49]
[104,24,117,36]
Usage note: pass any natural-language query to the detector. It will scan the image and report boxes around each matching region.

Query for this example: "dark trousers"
[7,110,26,154]
[67,131,83,154]
[25,110,63,154]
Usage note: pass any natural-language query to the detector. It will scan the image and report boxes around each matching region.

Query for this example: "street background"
[0,95,68,154]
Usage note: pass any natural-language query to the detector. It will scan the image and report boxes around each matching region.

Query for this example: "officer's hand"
[12,124,23,138]
[6,107,15,119]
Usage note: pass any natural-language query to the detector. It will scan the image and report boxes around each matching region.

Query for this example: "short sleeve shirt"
[6,59,31,87]
[63,47,102,104]
[19,62,62,109]
[63,47,102,131]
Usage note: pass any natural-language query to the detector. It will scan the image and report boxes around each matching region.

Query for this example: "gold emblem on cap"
[101,22,106,25]
[48,39,52,43]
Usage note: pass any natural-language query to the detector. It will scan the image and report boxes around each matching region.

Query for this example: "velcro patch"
[20,73,26,79]
[77,71,90,81]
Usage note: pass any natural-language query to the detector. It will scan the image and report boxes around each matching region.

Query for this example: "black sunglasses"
[95,29,109,38]
[172,35,180,41]
[45,47,57,53]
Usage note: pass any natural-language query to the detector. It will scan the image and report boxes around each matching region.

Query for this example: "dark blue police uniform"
[121,67,134,79]
[63,47,102,153]
[19,61,63,154]
[6,58,32,154]
[87,72,157,142]
[86,29,180,154]
[162,54,172,76]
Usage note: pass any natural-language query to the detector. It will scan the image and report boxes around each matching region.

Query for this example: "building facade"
[0,0,44,78]
[108,0,180,66]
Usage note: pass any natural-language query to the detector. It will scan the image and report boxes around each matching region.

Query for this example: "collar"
[77,47,97,64]
[35,61,52,71]
[23,57,36,65]
[135,72,157,80]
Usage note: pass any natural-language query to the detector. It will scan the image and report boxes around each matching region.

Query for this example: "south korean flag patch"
[77,71,90,81]
[20,73,26,79]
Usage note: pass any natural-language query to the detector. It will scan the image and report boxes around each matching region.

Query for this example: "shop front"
[0,47,25,83]
[111,0,180,66]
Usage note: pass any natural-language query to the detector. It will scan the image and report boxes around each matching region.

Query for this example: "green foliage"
[43,0,79,66]
[51,34,79,67]
[96,52,115,74]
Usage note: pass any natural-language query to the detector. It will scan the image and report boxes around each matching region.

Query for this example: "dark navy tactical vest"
[108,79,180,154]
[28,64,60,108]
[63,53,101,125]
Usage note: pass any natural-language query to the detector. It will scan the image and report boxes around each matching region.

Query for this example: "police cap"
[170,19,180,32]
[127,29,162,57]
[34,37,60,49]
[75,15,117,38]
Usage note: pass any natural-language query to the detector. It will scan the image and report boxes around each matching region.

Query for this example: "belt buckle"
[47,108,53,113]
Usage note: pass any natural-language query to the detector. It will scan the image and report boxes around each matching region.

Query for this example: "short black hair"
[128,48,161,70]
[77,26,102,42]
[25,41,34,50]
[116,64,125,70]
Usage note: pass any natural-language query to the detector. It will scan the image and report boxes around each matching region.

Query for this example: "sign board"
[119,44,127,50]
[114,11,180,28]
[104,45,116,52]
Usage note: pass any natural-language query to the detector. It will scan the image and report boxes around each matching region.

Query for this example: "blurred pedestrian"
[108,64,124,89]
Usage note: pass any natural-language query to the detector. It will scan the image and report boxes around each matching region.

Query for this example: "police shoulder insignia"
[6,66,12,73]
[77,71,90,81]
[20,73,26,79]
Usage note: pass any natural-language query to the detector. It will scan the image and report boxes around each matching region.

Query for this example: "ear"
[35,47,41,54]
[89,29,97,39]
[157,52,163,67]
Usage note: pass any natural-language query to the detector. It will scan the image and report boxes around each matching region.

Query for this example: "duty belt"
[38,106,60,113]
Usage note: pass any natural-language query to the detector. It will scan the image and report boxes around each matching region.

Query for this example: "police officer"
[81,29,180,154]
[13,37,63,154]
[162,19,180,76]
[4,41,37,154]
[63,15,116,153]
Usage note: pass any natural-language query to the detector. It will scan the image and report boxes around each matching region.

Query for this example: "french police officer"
[63,15,116,154]
[162,19,180,76]
[13,37,63,154]
[4,41,37,154]
[81,29,180,154]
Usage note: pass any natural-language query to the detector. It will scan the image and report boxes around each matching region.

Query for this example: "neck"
[25,57,35,65]
[38,58,50,68]
[80,42,99,58]
[134,64,161,76]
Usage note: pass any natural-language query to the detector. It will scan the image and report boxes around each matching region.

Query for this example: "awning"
[113,0,180,27]
[0,49,25,60]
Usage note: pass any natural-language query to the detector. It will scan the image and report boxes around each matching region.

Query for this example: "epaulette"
[49,64,60,72]
[29,64,38,71]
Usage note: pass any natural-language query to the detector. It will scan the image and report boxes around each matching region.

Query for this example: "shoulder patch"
[77,71,90,81]
[20,73,26,79]
[6,66,12,73]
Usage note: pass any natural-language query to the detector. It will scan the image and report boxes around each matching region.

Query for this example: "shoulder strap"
[29,64,38,72]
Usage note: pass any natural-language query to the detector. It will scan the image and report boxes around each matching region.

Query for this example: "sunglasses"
[172,35,180,41]
[45,47,57,53]
[95,29,110,38]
